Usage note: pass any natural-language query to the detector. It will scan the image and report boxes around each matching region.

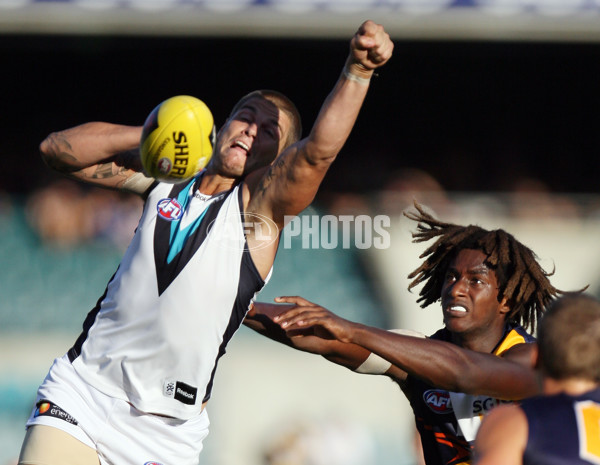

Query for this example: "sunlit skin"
[441,249,510,352]
[207,97,291,180]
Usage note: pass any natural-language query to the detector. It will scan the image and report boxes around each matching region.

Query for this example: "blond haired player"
[19,21,393,465]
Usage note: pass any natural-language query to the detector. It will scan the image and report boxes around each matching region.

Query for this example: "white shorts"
[26,354,210,465]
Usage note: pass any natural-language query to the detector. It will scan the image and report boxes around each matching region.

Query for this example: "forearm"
[41,122,142,171]
[302,59,373,167]
[246,303,370,369]
[40,122,146,190]
[302,20,391,166]
[348,324,539,398]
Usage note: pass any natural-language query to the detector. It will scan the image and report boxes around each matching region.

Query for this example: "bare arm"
[40,122,153,194]
[473,404,528,465]
[245,301,374,370]
[247,20,393,225]
[274,296,542,399]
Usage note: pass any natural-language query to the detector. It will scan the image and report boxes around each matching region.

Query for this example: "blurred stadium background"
[1,1,600,464]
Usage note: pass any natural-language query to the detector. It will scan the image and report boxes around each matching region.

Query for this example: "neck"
[197,171,238,196]
[543,377,599,396]
[450,324,507,353]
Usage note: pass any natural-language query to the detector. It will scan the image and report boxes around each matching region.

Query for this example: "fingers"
[274,295,315,306]
[273,306,327,328]
[350,20,394,70]
[272,296,328,329]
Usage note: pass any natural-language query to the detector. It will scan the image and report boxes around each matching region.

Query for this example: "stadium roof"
[2,0,600,42]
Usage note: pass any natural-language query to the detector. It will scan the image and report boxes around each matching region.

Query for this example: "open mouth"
[233,140,250,155]
[446,304,467,314]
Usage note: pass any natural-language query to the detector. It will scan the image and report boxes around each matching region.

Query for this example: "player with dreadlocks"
[244,202,579,465]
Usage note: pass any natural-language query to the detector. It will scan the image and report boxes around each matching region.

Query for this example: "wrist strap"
[343,67,371,85]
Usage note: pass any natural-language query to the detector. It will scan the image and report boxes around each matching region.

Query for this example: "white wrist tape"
[122,172,155,194]
[343,68,371,85]
[355,352,392,375]
[354,328,426,375]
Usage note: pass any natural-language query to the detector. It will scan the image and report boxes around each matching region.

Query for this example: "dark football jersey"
[403,323,536,465]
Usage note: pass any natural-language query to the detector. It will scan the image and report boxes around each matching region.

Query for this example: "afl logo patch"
[423,389,453,414]
[144,462,164,465]
[157,198,183,221]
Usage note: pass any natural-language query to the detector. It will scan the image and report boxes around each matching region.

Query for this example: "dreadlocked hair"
[404,202,569,332]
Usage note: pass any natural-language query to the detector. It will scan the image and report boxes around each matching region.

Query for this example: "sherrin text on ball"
[140,95,215,183]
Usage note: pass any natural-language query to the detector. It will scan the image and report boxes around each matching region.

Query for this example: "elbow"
[39,133,54,161]
[39,132,77,174]
[303,138,340,168]
[39,132,60,170]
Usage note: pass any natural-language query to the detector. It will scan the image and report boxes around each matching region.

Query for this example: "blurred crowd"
[324,166,595,221]
[23,179,143,250]
[2,167,599,253]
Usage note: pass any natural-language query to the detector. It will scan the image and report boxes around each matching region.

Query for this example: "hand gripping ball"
[140,95,215,183]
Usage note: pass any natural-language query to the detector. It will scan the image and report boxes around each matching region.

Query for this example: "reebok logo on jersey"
[163,379,197,405]
[157,198,183,221]
[423,389,453,414]
[174,381,197,405]
[34,400,78,425]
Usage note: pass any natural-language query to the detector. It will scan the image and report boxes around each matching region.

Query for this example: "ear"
[498,296,511,316]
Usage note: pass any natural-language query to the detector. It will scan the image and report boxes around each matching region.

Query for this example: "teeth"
[450,305,467,313]
[235,141,249,151]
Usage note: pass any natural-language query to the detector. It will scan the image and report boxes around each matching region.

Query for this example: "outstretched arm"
[274,297,541,399]
[244,301,377,370]
[247,20,394,225]
[39,122,153,194]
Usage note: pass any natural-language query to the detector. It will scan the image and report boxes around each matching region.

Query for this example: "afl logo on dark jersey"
[157,198,183,221]
[424,389,453,414]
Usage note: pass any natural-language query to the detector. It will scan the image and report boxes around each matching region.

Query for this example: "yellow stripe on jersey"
[493,329,527,356]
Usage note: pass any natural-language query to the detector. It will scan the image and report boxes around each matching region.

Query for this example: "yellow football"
[140,95,215,183]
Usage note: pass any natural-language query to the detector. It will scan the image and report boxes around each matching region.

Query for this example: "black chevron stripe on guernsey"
[201,192,265,403]
[68,277,115,362]
[153,181,231,296]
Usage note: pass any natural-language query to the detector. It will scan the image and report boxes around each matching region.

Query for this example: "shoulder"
[429,327,450,341]
[474,403,528,463]
[483,402,527,426]
[477,403,528,440]
[494,323,537,359]
[510,323,537,343]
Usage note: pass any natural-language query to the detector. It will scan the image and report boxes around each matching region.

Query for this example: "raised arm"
[39,122,153,194]
[247,20,393,224]
[274,297,541,399]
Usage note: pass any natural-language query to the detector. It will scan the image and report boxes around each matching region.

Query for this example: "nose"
[244,122,258,137]
[447,277,468,298]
